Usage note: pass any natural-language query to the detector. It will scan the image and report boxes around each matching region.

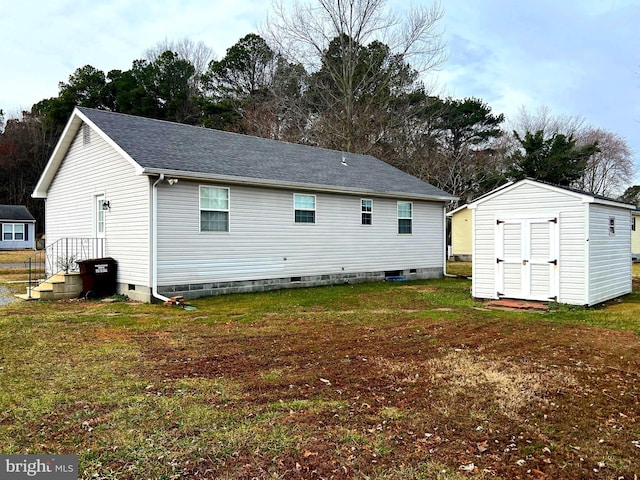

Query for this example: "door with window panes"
[95,195,106,238]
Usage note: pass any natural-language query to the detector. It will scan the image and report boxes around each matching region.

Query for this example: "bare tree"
[0,111,57,230]
[262,0,446,153]
[507,106,635,196]
[574,128,634,197]
[509,105,586,139]
[144,38,215,78]
[265,0,445,72]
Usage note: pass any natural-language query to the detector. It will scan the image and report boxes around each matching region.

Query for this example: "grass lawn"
[1,269,640,479]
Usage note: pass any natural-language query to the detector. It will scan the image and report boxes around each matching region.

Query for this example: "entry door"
[496,218,558,301]
[95,194,106,238]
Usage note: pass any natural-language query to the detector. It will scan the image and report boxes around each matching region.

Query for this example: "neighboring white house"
[32,107,456,302]
[468,178,634,306]
[0,205,36,250]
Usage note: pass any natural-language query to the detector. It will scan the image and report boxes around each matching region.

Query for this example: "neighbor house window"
[200,186,229,232]
[609,216,615,236]
[397,201,413,234]
[361,199,372,225]
[632,217,636,232]
[294,193,316,223]
[2,223,25,241]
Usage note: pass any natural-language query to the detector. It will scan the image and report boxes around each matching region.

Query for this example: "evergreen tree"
[509,130,598,186]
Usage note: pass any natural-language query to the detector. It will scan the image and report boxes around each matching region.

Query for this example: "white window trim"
[2,223,25,241]
[293,193,316,224]
[397,201,413,235]
[361,198,373,226]
[199,185,230,233]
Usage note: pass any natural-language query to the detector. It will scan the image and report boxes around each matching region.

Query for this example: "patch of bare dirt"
[132,317,640,479]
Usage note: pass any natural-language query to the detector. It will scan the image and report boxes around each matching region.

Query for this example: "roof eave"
[140,167,457,202]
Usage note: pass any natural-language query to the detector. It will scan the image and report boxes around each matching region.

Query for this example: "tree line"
[1,0,636,234]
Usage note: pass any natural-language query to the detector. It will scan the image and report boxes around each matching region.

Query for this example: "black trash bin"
[77,257,118,299]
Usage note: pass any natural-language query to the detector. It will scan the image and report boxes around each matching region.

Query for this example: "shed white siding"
[587,204,632,305]
[472,181,586,303]
[156,181,444,286]
[471,179,632,306]
[45,125,150,289]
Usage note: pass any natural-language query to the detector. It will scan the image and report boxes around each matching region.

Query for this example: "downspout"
[443,203,456,278]
[152,174,170,302]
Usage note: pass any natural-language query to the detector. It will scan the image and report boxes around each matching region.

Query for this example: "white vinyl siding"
[45,123,150,286]
[472,180,632,306]
[472,181,585,304]
[156,182,444,286]
[588,204,632,305]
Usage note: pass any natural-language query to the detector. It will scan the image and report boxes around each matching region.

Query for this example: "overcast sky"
[2,0,639,182]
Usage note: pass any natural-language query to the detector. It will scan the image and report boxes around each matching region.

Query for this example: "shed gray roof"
[0,205,36,222]
[77,107,454,201]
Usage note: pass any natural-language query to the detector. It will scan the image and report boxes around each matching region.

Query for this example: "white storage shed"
[468,179,634,306]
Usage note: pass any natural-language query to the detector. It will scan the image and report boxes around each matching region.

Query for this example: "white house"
[468,179,634,306]
[32,107,456,302]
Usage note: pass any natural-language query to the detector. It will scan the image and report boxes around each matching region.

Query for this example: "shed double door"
[496,217,558,301]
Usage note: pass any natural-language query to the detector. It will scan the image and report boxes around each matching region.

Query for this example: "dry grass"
[0,249,35,264]
[446,261,472,277]
[427,350,576,419]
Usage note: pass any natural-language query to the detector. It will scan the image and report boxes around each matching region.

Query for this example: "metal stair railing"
[24,238,106,299]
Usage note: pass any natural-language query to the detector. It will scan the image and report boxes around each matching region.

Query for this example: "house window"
[632,217,636,232]
[609,216,615,236]
[2,223,25,241]
[361,199,372,225]
[294,193,316,223]
[397,201,413,234]
[200,186,229,232]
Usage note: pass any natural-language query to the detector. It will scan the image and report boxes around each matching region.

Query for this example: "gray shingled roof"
[78,107,454,201]
[0,205,36,222]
